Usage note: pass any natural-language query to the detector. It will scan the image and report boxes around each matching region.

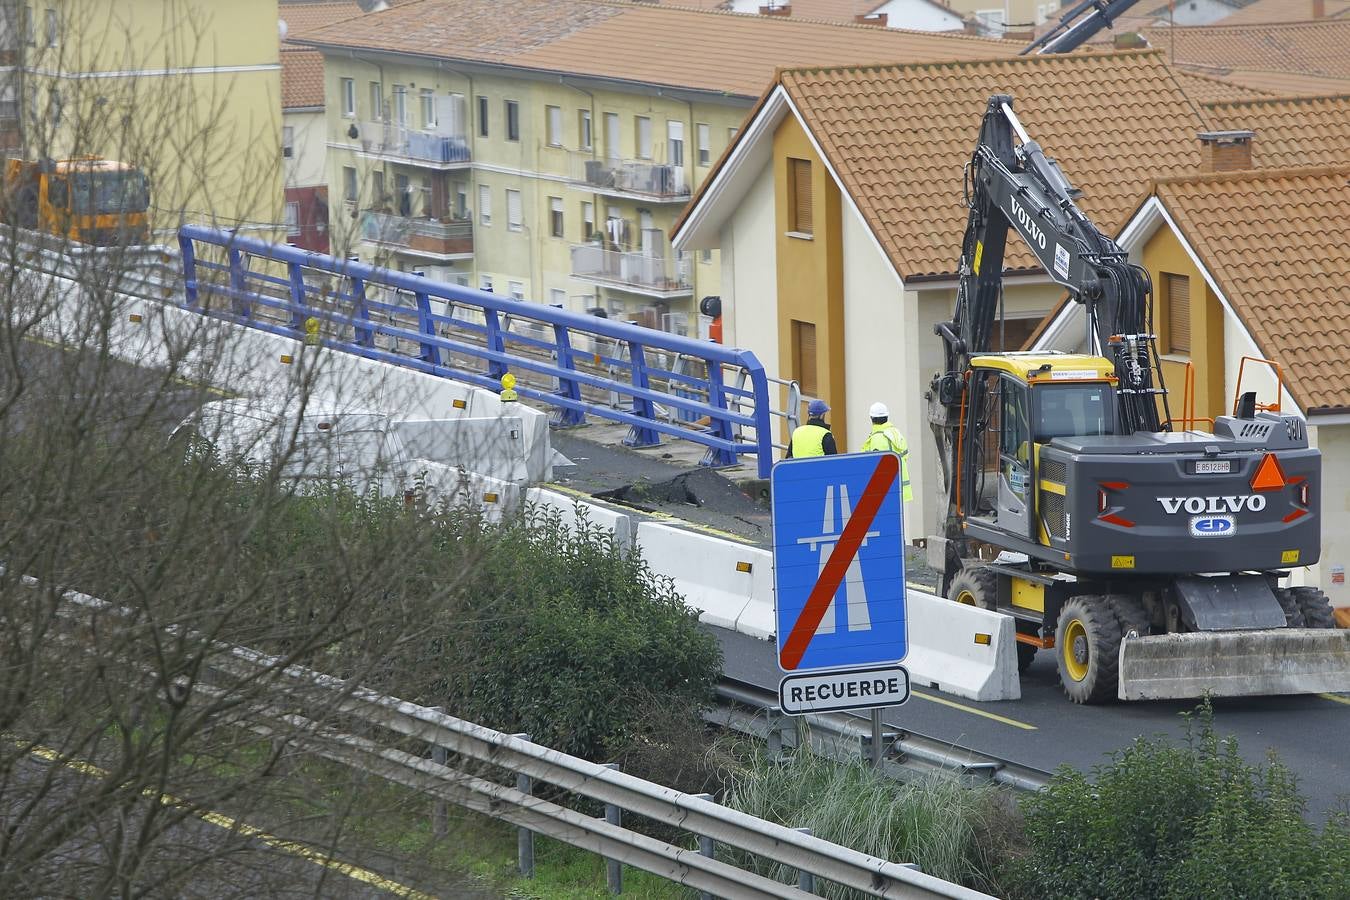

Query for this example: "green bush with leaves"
[1006,700,1350,899]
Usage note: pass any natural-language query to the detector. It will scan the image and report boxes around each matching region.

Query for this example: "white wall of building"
[721,164,779,373]
[284,109,327,189]
[874,0,966,30]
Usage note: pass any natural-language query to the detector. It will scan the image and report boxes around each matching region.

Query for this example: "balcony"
[356,121,471,168]
[570,152,690,202]
[360,210,473,261]
[570,244,692,299]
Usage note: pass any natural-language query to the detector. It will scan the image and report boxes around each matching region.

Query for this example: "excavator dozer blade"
[1118,629,1350,701]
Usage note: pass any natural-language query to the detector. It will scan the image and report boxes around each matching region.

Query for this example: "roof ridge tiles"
[776,46,1163,78]
[1146,16,1350,31]
[1203,92,1350,109]
[1154,162,1350,188]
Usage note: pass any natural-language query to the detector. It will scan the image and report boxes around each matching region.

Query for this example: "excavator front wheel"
[1055,596,1122,704]
[949,567,998,610]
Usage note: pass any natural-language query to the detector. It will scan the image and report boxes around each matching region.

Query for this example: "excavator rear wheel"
[948,567,998,610]
[1287,586,1335,629]
[1055,595,1123,704]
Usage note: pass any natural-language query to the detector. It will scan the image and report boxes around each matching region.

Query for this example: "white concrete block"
[636,523,772,636]
[526,488,635,552]
[903,589,1020,702]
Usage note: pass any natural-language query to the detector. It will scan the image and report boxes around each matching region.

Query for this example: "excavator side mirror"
[1236,391,1257,419]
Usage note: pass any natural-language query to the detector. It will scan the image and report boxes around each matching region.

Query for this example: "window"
[477,96,489,137]
[667,120,684,167]
[788,157,813,236]
[506,189,522,231]
[604,112,620,160]
[478,184,492,225]
[342,166,357,202]
[43,6,55,47]
[581,201,594,239]
[697,123,711,166]
[21,3,32,45]
[505,100,520,141]
[340,78,355,117]
[369,81,382,120]
[791,320,818,398]
[728,126,739,143]
[546,105,562,147]
[700,249,712,264]
[508,281,525,300]
[1036,3,1046,22]
[1165,272,1191,354]
[975,8,1005,30]
[480,274,494,292]
[578,109,592,150]
[371,169,385,203]
[282,125,294,159]
[549,196,563,238]
[635,116,652,160]
[453,182,467,218]
[285,201,300,236]
[392,85,407,126]
[47,87,59,125]
[549,288,566,307]
[420,89,436,129]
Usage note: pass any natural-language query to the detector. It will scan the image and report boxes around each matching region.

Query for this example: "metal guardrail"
[175,226,778,477]
[25,573,992,900]
[711,679,1051,794]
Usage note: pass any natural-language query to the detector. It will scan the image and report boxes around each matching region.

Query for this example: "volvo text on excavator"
[926,95,1350,703]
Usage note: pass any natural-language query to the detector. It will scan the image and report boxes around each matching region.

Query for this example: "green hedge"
[1005,701,1350,899]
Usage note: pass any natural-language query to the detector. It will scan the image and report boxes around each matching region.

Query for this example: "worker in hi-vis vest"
[786,398,838,458]
[859,402,912,502]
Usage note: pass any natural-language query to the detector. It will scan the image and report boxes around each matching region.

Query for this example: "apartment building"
[0,0,283,234]
[293,0,1008,336]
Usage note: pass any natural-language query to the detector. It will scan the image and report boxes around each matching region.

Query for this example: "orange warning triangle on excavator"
[1251,453,1288,492]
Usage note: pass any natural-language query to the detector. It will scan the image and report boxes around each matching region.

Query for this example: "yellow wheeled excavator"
[926,95,1350,703]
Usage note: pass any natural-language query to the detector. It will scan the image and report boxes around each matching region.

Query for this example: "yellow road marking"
[910,690,1038,730]
[1319,693,1350,707]
[24,743,435,899]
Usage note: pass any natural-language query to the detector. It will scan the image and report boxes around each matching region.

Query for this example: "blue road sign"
[772,452,907,673]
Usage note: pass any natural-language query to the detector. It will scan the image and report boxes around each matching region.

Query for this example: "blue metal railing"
[176,226,775,477]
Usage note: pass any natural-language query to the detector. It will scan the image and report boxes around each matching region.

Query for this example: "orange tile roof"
[279,1,413,43]
[1204,94,1350,168]
[1214,0,1350,25]
[1152,165,1350,412]
[292,0,1015,99]
[1172,68,1278,102]
[1177,65,1350,96]
[1144,19,1350,80]
[774,50,1209,278]
[281,48,325,109]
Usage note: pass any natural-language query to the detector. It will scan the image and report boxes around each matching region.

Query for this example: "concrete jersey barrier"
[636,522,774,639]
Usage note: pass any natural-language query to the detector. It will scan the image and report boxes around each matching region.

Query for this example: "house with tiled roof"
[1034,156,1350,598]
[672,49,1213,536]
[287,0,1014,333]
[281,47,330,252]
[716,0,967,32]
[1141,18,1350,95]
[1204,94,1350,167]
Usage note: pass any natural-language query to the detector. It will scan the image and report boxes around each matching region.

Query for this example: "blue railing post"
[286,260,308,330]
[742,352,774,478]
[414,289,442,366]
[623,340,661,448]
[700,361,737,469]
[177,234,198,308]
[484,308,507,380]
[350,276,374,348]
[550,315,585,427]
[227,247,251,320]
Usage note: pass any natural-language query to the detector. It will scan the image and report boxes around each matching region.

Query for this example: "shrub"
[717,738,1016,895]
[1006,700,1350,899]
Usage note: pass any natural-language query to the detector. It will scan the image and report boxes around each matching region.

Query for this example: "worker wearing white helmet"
[859,401,912,502]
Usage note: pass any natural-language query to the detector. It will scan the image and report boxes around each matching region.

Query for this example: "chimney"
[759,2,791,14]
[855,12,888,25]
[1198,130,1255,173]
[1114,31,1147,49]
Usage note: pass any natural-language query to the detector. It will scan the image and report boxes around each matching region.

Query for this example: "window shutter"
[792,320,818,398]
[1166,273,1191,354]
[791,158,813,234]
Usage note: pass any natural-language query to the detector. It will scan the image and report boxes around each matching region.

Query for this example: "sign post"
[772,452,909,730]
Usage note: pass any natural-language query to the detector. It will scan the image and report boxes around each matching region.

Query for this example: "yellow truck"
[3,156,150,245]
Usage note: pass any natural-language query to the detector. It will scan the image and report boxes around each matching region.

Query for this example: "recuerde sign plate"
[778,665,910,715]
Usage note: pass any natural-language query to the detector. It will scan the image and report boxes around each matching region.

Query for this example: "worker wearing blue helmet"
[786,398,838,458]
